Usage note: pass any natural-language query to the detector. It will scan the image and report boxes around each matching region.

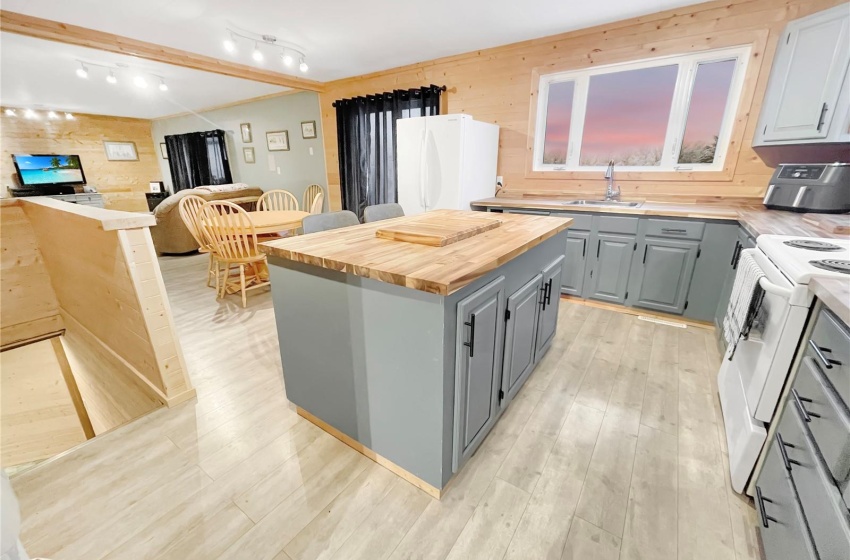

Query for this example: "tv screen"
[13,154,87,186]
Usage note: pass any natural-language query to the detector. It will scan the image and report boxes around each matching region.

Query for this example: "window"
[533,46,750,172]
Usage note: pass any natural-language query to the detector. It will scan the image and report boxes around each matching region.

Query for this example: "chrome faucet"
[604,160,620,201]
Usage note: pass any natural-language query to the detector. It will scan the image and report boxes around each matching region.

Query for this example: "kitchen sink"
[559,200,643,208]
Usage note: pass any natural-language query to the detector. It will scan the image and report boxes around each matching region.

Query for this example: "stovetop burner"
[810,259,850,274]
[784,239,844,251]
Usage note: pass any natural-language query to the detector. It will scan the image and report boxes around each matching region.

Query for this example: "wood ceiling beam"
[0,11,325,92]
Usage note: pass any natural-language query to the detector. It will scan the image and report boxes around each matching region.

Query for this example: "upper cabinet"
[754,4,850,145]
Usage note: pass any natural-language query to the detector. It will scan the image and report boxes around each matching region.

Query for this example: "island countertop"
[259,209,572,295]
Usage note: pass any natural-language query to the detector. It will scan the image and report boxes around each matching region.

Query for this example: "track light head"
[76,62,88,79]
[299,58,308,73]
[47,111,59,119]
[252,43,264,62]
[24,109,37,119]
[223,36,236,53]
[282,52,293,67]
[158,78,168,91]
[4,108,16,116]
[106,71,117,84]
[133,76,148,88]
[65,113,75,120]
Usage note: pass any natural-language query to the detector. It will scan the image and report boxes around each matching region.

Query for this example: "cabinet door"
[535,255,565,359]
[759,5,850,142]
[501,274,543,404]
[629,238,699,315]
[586,233,634,305]
[561,231,589,296]
[453,276,506,471]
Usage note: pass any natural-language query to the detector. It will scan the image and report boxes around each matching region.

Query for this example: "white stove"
[719,234,850,494]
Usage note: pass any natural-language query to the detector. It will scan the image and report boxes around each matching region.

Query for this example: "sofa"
[150,185,263,254]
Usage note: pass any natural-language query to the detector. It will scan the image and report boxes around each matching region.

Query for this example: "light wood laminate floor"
[10,253,761,560]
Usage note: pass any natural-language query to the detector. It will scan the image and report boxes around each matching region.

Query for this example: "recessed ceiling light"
[76,62,88,79]
[282,52,293,67]
[106,71,117,84]
[65,113,75,120]
[158,78,168,91]
[4,108,16,116]
[133,76,148,88]
[299,58,308,73]
[252,43,264,62]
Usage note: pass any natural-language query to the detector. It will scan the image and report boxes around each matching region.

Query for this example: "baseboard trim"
[561,295,715,330]
[295,406,442,500]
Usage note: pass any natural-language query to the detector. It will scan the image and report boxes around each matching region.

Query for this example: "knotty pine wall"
[319,0,845,210]
[0,112,161,211]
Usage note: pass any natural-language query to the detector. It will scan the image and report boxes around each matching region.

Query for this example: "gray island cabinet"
[259,209,571,497]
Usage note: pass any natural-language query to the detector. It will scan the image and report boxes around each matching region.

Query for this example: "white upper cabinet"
[754,4,850,145]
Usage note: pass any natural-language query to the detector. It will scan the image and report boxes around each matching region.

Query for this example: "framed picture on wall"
[266,130,290,151]
[243,147,255,164]
[301,121,317,139]
[240,123,252,143]
[160,143,168,159]
[103,141,138,161]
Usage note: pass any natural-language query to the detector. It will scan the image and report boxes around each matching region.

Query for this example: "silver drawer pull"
[792,389,821,423]
[809,340,839,370]
[775,432,801,470]
[756,486,777,528]
[661,228,687,234]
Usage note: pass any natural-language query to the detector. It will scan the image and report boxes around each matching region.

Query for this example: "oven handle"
[759,277,793,300]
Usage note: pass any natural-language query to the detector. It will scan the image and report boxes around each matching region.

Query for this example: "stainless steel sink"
[559,199,643,208]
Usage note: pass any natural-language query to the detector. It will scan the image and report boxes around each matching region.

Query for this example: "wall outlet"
[496,176,504,186]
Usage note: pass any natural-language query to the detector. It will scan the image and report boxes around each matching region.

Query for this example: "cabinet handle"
[755,486,777,528]
[816,102,828,132]
[642,245,648,264]
[545,279,553,306]
[596,239,601,259]
[809,340,837,370]
[581,238,586,258]
[730,241,741,267]
[463,314,476,358]
[792,389,820,422]
[661,228,687,234]
[774,432,800,470]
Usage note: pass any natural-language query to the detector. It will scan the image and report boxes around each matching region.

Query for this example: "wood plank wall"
[0,112,162,212]
[318,0,846,210]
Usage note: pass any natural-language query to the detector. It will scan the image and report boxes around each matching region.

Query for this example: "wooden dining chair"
[178,194,219,288]
[198,201,269,308]
[303,184,324,213]
[309,192,325,215]
[258,189,299,211]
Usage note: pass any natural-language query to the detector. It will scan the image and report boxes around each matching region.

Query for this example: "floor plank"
[560,517,621,560]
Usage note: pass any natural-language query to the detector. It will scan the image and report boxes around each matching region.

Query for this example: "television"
[12,154,87,187]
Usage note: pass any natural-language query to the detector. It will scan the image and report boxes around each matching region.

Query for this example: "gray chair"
[302,210,360,234]
[363,203,405,223]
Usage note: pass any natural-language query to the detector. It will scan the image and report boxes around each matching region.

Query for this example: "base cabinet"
[562,231,589,296]
[501,274,543,402]
[453,277,506,470]
[535,255,565,356]
[586,233,635,304]
[628,237,699,315]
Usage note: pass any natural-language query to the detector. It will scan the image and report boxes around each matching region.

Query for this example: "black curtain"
[164,129,233,191]
[334,85,443,220]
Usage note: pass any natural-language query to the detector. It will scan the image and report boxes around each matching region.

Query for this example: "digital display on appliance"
[12,154,87,186]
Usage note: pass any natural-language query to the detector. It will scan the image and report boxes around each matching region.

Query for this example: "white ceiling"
[3,0,705,83]
[0,33,288,119]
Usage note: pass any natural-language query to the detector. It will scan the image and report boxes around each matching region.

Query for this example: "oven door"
[733,249,808,422]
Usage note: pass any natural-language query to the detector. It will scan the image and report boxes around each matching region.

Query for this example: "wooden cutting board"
[375,213,502,247]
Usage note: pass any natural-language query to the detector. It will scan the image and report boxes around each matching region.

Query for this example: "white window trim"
[533,45,752,173]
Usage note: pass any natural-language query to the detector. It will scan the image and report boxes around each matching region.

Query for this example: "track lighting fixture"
[158,78,168,91]
[106,71,118,84]
[47,111,59,119]
[65,113,75,120]
[4,108,16,116]
[281,52,293,67]
[223,32,237,53]
[24,109,37,119]
[133,76,148,88]
[252,43,264,62]
[299,58,308,73]
[76,62,89,79]
[224,27,308,72]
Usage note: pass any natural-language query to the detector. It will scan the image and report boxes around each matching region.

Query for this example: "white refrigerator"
[396,114,499,215]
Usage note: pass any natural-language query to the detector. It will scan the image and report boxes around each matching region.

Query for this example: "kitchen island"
[259,209,571,497]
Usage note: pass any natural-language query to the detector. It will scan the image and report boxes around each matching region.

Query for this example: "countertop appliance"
[718,234,850,494]
[396,114,499,216]
[763,163,850,213]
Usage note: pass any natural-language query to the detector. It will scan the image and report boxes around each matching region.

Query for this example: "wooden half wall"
[0,198,194,407]
[318,0,847,208]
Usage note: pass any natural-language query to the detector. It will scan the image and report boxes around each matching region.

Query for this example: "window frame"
[532,45,752,173]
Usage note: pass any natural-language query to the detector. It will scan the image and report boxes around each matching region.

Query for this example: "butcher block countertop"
[810,277,850,326]
[471,197,849,239]
[259,209,571,295]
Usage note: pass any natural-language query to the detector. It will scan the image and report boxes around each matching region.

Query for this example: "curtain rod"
[332,84,446,108]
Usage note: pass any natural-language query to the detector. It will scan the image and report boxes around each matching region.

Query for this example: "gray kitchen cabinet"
[454,276,506,469]
[562,231,590,296]
[754,3,850,145]
[501,273,543,403]
[628,237,699,315]
[586,233,635,304]
[714,227,757,348]
[535,255,565,357]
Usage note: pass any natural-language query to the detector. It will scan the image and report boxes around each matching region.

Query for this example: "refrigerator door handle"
[418,130,427,209]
